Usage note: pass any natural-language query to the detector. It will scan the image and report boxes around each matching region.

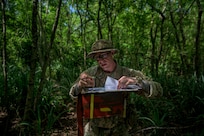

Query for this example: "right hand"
[78,73,95,88]
[117,76,138,89]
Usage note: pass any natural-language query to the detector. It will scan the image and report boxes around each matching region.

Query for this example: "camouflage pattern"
[87,39,117,58]
[69,64,163,136]
[84,120,129,136]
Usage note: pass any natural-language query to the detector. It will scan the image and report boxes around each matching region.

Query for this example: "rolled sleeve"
[147,82,163,97]
[69,84,80,100]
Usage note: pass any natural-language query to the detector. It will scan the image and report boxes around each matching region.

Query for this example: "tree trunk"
[97,0,102,39]
[1,0,9,135]
[148,3,166,77]
[76,0,87,68]
[150,17,158,76]
[82,0,89,68]
[156,15,165,76]
[34,0,62,110]
[1,0,8,104]
[170,10,186,75]
[150,21,163,77]
[103,1,116,41]
[23,0,38,122]
[195,0,203,78]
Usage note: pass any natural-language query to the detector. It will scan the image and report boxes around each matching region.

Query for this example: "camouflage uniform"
[70,65,163,136]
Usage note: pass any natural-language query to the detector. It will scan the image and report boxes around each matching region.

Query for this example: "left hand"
[78,73,95,88]
[117,76,138,89]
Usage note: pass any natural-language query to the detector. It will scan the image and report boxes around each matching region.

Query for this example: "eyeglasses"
[94,52,110,61]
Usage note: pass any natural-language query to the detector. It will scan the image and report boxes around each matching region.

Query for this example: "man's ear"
[111,51,115,55]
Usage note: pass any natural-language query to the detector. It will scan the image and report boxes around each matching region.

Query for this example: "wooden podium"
[77,88,141,136]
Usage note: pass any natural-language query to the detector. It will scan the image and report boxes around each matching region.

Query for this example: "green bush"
[129,74,204,135]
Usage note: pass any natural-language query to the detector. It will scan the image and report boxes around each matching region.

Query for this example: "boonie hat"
[87,39,117,58]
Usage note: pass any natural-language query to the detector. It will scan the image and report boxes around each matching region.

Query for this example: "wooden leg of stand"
[77,94,83,136]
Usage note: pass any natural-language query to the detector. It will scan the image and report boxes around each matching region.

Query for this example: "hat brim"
[87,49,117,58]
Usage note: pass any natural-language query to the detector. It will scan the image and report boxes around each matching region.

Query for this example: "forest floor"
[49,111,78,136]
[0,103,201,136]
[0,104,78,136]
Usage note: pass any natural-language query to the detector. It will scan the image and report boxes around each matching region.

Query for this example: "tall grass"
[129,74,204,135]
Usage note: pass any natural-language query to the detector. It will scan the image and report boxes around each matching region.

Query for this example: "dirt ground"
[1,105,201,136]
[50,111,78,136]
[0,105,78,136]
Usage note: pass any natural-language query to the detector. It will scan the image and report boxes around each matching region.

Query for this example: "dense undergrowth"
[128,74,204,135]
[0,66,204,135]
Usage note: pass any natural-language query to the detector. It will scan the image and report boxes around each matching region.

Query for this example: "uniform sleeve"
[127,68,163,98]
[69,83,80,101]
[69,66,98,100]
[69,78,90,101]
[145,81,163,97]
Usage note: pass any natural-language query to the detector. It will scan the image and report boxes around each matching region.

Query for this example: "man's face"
[94,51,116,72]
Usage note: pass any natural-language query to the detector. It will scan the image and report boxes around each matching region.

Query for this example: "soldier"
[70,39,163,136]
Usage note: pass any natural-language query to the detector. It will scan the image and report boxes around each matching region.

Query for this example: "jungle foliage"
[0,0,204,135]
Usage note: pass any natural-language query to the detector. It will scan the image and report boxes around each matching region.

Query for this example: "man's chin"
[102,68,111,73]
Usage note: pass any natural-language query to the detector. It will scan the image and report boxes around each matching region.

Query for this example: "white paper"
[86,76,142,93]
[105,76,118,90]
